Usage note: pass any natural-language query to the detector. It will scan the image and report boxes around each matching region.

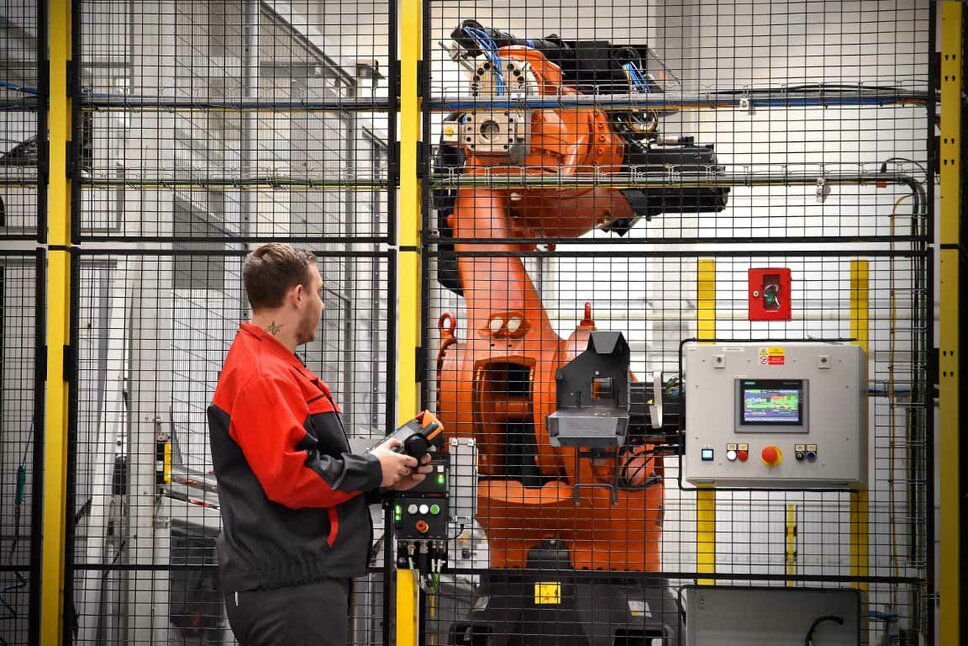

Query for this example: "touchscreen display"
[739,380,804,426]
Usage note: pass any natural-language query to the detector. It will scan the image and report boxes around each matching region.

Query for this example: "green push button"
[430,504,441,516]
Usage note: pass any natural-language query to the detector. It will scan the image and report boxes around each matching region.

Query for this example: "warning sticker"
[534,582,561,605]
[758,347,786,366]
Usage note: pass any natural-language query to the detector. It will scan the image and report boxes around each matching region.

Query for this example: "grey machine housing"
[547,331,631,448]
[681,586,861,645]
[681,341,869,489]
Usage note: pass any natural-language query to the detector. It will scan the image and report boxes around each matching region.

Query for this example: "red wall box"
[748,268,792,321]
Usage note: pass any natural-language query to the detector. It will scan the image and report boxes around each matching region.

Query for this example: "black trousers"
[224,578,350,646]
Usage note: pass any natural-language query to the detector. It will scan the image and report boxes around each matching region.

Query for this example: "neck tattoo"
[266,321,282,336]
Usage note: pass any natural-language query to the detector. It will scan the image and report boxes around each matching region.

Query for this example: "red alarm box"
[748,268,792,321]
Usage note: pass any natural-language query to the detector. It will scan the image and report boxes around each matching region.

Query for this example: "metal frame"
[396,0,423,643]
[24,0,957,643]
[695,258,716,586]
[41,1,73,644]
[418,19,936,643]
[939,2,962,644]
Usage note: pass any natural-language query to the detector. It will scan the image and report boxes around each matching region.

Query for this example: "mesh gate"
[0,1,45,644]
[0,252,43,646]
[0,0,44,241]
[66,2,397,645]
[421,1,933,645]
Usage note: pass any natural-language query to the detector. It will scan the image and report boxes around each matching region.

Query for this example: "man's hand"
[371,438,423,488]
[386,453,434,491]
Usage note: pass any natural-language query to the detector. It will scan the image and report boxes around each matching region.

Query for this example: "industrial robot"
[432,21,729,645]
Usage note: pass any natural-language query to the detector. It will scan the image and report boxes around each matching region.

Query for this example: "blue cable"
[465,26,505,95]
[468,28,503,87]
[624,63,650,94]
[0,81,39,96]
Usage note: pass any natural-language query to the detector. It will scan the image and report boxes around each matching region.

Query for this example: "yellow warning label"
[534,582,561,605]
[758,346,786,366]
[164,442,172,484]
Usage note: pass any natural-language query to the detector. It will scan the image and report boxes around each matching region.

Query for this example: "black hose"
[804,614,844,645]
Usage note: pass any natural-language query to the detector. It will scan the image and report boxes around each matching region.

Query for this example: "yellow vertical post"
[42,1,72,644]
[696,259,716,585]
[940,3,962,643]
[397,0,422,643]
[785,505,797,586]
[849,260,870,594]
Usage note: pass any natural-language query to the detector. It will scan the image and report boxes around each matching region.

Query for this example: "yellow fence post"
[849,260,870,596]
[696,259,716,585]
[397,0,423,642]
[42,1,72,644]
[785,504,797,586]
[939,2,962,643]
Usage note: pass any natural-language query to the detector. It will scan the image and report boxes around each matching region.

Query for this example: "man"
[208,243,430,646]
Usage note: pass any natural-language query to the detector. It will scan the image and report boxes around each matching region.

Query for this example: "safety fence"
[0,1,46,644]
[421,1,934,644]
[0,1,951,645]
[0,1,44,241]
[63,1,397,644]
[0,251,43,646]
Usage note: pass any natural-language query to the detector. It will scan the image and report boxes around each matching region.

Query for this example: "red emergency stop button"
[761,446,782,466]
[415,520,430,534]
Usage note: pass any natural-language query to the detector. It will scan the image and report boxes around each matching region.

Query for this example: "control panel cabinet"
[682,342,867,489]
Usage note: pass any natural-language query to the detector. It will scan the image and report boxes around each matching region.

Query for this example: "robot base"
[448,541,678,646]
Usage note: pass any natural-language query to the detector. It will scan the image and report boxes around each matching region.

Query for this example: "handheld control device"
[369,411,450,580]
[368,410,445,458]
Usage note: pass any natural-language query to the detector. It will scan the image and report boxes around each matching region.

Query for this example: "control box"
[682,586,860,645]
[681,342,867,489]
[748,268,792,321]
[393,496,448,572]
[393,496,449,540]
[406,454,448,495]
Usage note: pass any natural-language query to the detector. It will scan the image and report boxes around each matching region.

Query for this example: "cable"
[623,63,651,94]
[449,522,466,540]
[879,157,928,180]
[0,80,40,96]
[0,423,34,636]
[888,193,912,610]
[804,615,844,645]
[463,26,505,95]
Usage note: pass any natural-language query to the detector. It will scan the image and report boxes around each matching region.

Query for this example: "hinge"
[395,59,426,99]
[65,141,74,179]
[392,141,401,184]
[414,346,426,383]
[416,60,426,98]
[62,344,76,384]
[66,59,78,97]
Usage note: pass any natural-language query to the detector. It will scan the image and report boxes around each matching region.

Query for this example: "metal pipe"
[77,95,391,112]
[426,88,932,111]
[547,308,937,322]
[433,169,923,190]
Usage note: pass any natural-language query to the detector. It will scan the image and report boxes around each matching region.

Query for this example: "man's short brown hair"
[243,243,317,310]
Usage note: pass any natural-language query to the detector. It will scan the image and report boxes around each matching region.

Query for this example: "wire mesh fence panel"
[0,0,44,240]
[67,249,393,646]
[425,0,930,245]
[74,0,393,242]
[0,253,43,646]
[422,1,933,645]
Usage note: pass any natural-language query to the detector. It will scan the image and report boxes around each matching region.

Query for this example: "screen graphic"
[742,388,801,423]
